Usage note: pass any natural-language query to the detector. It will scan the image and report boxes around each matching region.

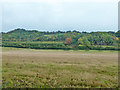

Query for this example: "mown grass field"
[2,47,118,88]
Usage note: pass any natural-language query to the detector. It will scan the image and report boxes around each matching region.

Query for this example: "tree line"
[2,28,120,50]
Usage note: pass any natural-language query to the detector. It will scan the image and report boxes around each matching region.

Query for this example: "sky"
[1,0,118,32]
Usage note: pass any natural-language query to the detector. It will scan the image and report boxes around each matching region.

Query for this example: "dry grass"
[2,47,118,88]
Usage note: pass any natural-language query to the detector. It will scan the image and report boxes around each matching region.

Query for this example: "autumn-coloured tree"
[65,38,72,45]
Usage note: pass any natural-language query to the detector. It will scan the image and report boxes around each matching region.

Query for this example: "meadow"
[2,47,118,88]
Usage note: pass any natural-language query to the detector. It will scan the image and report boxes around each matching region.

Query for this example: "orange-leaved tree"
[65,38,72,45]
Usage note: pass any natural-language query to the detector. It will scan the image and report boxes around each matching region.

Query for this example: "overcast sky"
[1,0,118,32]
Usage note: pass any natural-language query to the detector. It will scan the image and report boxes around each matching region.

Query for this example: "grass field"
[2,47,118,88]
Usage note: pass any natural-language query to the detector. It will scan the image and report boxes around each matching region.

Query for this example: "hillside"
[2,28,120,50]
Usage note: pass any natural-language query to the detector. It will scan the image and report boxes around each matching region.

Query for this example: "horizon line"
[1,28,119,33]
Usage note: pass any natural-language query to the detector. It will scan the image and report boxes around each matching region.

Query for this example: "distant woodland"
[1,28,120,50]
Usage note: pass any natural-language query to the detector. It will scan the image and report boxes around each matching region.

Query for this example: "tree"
[78,37,90,46]
[65,38,72,45]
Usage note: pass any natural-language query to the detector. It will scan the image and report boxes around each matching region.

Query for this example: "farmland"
[2,47,118,88]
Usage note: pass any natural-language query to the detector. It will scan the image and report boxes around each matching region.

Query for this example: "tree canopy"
[2,29,120,50]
